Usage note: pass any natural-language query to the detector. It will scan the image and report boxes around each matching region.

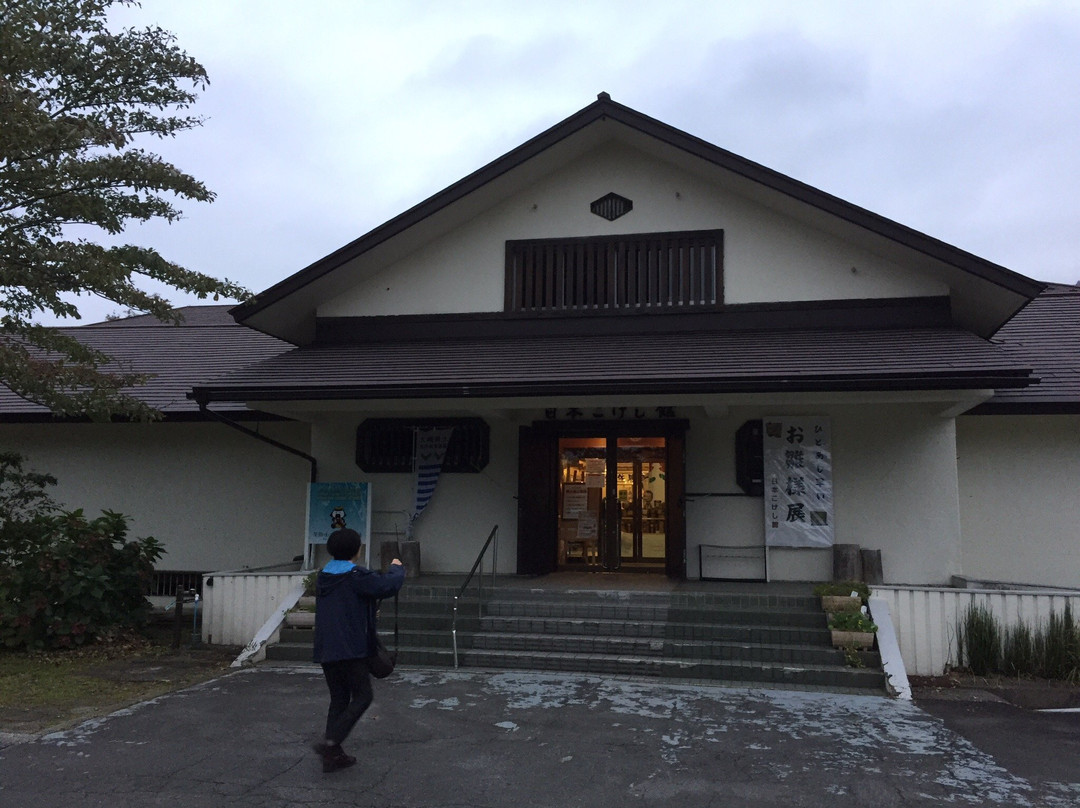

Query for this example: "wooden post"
[400,540,421,578]
[861,548,884,585]
[172,585,185,649]
[380,540,401,572]
[833,544,862,582]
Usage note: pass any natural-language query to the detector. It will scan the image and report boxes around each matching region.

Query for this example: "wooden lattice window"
[505,229,723,313]
[355,418,490,473]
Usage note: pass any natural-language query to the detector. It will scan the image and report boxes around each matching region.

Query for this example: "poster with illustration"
[308,482,371,551]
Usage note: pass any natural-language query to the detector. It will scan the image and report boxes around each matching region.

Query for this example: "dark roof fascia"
[0,409,294,425]
[232,95,1043,324]
[314,296,952,345]
[965,402,1080,416]
[195,370,1035,405]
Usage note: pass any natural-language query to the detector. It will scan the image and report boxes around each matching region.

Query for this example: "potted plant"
[813,581,870,614]
[829,609,877,649]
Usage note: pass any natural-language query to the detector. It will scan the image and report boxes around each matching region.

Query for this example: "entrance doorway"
[517,420,687,578]
[557,437,667,571]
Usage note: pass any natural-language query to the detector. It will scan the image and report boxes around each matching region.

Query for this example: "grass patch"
[0,624,238,735]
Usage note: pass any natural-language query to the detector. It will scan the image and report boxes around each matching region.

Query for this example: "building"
[4,95,1078,671]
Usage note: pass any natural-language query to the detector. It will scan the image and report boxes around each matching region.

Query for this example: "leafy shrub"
[813,581,871,601]
[0,451,58,523]
[957,602,1080,682]
[0,453,164,650]
[958,603,1001,676]
[828,610,877,633]
[1001,621,1037,677]
[1042,603,1080,682]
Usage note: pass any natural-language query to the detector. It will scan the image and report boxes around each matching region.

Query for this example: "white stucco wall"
[300,399,963,584]
[319,142,945,318]
[686,404,963,585]
[5,421,311,572]
[957,414,1080,589]
[308,414,520,573]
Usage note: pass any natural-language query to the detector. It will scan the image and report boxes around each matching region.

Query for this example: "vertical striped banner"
[409,427,454,536]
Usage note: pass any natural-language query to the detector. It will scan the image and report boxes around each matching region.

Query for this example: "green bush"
[1042,603,1080,682]
[0,451,58,522]
[958,603,1001,676]
[1001,621,1037,677]
[957,602,1080,681]
[828,610,877,633]
[0,453,164,651]
[813,581,871,601]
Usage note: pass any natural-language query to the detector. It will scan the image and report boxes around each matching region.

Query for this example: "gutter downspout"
[194,396,317,483]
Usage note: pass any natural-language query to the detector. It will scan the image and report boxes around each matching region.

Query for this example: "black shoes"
[313,742,356,773]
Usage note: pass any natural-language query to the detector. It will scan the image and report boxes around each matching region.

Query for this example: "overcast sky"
[60,0,1080,324]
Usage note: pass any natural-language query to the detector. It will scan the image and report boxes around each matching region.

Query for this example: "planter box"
[831,629,875,649]
[821,595,861,613]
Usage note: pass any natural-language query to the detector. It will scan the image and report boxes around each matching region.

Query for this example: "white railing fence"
[873,585,1080,676]
[201,566,307,647]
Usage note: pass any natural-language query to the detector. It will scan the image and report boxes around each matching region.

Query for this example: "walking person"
[312,527,405,772]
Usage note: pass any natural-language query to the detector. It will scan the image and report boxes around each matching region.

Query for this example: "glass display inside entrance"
[617,437,666,565]
[557,436,666,571]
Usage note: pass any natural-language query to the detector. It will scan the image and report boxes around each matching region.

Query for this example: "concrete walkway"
[1,665,1078,807]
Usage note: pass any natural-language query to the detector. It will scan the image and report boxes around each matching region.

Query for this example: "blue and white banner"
[409,427,454,535]
[763,417,834,548]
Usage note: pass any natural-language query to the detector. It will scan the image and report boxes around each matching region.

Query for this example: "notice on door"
[576,514,598,539]
[563,485,589,519]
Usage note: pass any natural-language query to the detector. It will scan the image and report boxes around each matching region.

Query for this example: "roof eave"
[192,370,1036,405]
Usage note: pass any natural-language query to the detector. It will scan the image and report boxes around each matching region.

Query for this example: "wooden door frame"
[517,419,689,579]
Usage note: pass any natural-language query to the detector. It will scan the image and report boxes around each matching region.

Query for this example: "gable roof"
[971,284,1080,413]
[232,93,1044,344]
[0,306,294,420]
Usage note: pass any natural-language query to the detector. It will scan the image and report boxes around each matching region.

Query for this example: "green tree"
[0,0,249,421]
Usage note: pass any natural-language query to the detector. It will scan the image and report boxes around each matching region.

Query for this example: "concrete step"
[469,632,875,666]
[478,614,830,645]
[447,648,885,691]
[482,600,826,627]
[265,586,886,693]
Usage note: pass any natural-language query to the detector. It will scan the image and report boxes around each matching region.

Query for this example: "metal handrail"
[452,524,498,668]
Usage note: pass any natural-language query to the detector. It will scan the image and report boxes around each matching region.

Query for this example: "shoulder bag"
[368,594,398,679]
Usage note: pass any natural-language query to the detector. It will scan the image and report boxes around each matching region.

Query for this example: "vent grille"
[356,418,490,473]
[590,192,633,221]
[506,229,723,313]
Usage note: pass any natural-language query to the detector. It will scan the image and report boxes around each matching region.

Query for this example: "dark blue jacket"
[313,564,405,664]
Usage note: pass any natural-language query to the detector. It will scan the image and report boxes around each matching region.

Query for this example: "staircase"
[267,579,886,693]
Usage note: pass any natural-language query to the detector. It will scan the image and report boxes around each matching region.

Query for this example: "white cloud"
[53,0,1080,323]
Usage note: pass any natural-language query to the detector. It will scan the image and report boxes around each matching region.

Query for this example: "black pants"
[321,658,374,745]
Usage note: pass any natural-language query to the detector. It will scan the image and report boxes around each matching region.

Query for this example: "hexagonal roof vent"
[590,192,633,221]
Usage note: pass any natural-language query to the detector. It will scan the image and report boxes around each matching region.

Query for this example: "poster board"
[308,482,372,567]
[763,417,834,548]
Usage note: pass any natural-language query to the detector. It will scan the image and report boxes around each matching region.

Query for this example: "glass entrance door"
[557,435,666,571]
[617,437,667,568]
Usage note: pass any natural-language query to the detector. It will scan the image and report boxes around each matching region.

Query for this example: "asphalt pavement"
[1,665,1078,807]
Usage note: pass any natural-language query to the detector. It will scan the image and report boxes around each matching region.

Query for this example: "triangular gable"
[233,93,1044,344]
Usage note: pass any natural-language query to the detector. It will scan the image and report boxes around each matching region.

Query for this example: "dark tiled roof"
[193,326,1033,403]
[977,284,1080,412]
[0,306,294,418]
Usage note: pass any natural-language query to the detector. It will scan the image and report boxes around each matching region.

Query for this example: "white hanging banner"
[763,416,834,548]
[408,427,454,536]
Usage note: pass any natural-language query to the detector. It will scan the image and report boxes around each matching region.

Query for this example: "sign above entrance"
[763,417,834,548]
[545,407,678,420]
